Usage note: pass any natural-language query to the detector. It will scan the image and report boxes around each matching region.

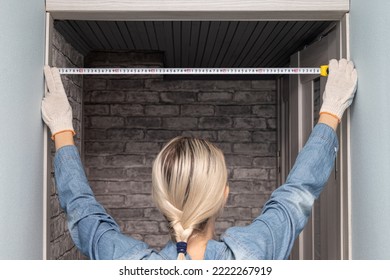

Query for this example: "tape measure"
[59,66,329,76]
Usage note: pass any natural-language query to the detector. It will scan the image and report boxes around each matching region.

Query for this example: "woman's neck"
[186,221,215,260]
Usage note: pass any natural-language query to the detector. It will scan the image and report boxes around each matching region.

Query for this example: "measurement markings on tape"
[58,66,329,76]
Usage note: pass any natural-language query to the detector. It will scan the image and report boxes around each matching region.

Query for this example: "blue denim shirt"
[54,123,338,260]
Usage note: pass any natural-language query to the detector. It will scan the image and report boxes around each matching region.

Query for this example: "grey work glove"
[320,58,358,121]
[42,66,75,139]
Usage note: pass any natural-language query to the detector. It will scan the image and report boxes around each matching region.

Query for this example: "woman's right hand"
[42,66,75,140]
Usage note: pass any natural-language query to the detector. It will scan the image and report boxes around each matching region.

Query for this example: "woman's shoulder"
[218,221,274,259]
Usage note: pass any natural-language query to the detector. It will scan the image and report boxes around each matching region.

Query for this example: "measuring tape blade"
[58,66,329,76]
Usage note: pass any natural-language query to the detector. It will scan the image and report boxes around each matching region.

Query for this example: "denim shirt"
[54,123,338,260]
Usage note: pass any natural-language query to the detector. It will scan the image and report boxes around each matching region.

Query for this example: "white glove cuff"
[320,102,349,121]
[50,118,75,140]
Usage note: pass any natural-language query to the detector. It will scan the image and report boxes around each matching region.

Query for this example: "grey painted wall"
[0,0,45,259]
[350,0,390,259]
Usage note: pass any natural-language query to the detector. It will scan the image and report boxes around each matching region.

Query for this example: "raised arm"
[42,67,150,259]
[262,58,358,258]
[221,59,357,259]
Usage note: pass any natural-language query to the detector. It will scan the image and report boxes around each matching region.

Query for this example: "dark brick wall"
[49,29,84,260]
[83,51,278,251]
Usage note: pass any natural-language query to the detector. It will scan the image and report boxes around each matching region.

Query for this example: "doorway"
[44,1,350,260]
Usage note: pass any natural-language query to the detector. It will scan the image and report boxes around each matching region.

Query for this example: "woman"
[42,59,357,260]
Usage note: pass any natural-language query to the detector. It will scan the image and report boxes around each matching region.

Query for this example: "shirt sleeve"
[54,145,150,260]
[222,123,339,259]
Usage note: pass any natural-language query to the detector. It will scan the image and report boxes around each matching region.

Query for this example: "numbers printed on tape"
[58,67,328,76]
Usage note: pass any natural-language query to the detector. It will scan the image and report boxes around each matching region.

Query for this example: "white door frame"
[44,1,351,259]
[46,0,349,21]
[282,15,351,259]
[43,13,54,260]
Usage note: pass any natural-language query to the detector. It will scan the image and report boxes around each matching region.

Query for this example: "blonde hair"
[152,137,228,260]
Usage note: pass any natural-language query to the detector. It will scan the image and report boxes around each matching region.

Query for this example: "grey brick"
[125,91,160,103]
[90,181,149,194]
[232,194,269,207]
[198,91,233,102]
[106,128,144,140]
[50,215,65,242]
[224,155,253,167]
[251,207,262,218]
[251,80,276,90]
[85,142,125,156]
[50,196,62,217]
[267,118,277,129]
[252,131,276,143]
[145,130,180,141]
[253,157,277,167]
[88,116,125,128]
[126,167,153,181]
[104,154,144,167]
[107,79,144,90]
[233,91,275,104]
[86,91,125,103]
[144,208,166,221]
[252,180,276,193]
[126,117,162,128]
[84,104,110,115]
[228,180,258,194]
[67,81,83,103]
[269,169,277,181]
[216,80,252,90]
[234,220,252,227]
[199,117,232,129]
[125,142,161,153]
[162,118,198,129]
[216,105,252,116]
[84,155,104,167]
[123,221,159,233]
[159,221,170,234]
[220,207,252,219]
[111,104,144,116]
[161,91,197,103]
[233,143,274,155]
[215,142,232,154]
[95,194,126,208]
[83,78,107,90]
[218,130,251,142]
[252,105,277,117]
[181,105,214,116]
[109,208,145,220]
[145,105,179,116]
[125,194,154,208]
[87,167,128,180]
[232,168,269,180]
[233,117,267,129]
[84,129,107,140]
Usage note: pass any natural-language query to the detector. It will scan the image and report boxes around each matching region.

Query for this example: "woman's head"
[152,136,228,259]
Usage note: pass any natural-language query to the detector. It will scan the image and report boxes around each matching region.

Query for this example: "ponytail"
[152,137,228,260]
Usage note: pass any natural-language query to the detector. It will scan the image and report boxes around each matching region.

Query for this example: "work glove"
[320,58,358,121]
[42,66,75,139]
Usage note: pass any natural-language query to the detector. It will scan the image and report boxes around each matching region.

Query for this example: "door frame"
[278,14,351,259]
[43,1,351,259]
[46,0,349,21]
